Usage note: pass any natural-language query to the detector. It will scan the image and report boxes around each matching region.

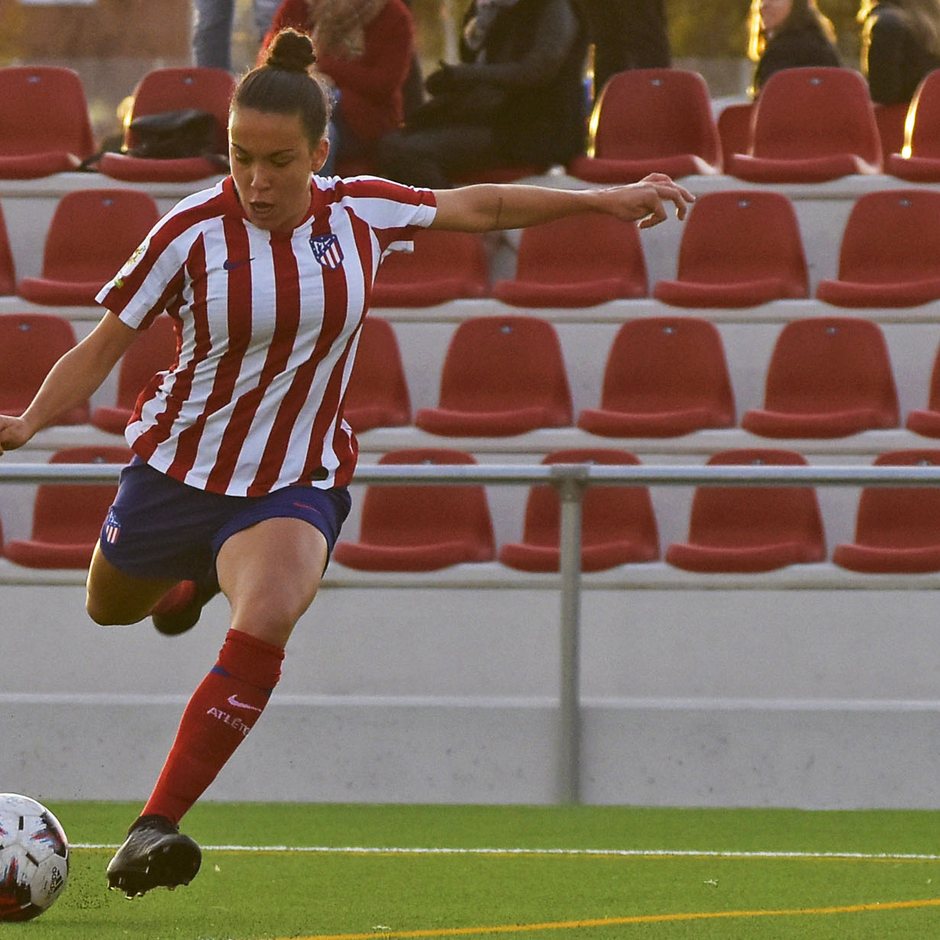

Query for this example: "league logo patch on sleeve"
[310,233,344,270]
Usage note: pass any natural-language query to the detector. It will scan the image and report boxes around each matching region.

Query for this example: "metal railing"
[5,459,940,803]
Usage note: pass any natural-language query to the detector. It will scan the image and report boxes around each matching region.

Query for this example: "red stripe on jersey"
[133,238,210,460]
[246,218,353,496]
[150,236,214,473]
[300,208,377,486]
[214,230,304,494]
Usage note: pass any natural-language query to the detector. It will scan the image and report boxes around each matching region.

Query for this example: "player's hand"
[0,415,33,456]
[598,173,695,229]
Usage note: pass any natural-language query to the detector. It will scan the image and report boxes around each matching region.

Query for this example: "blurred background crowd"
[0,0,878,147]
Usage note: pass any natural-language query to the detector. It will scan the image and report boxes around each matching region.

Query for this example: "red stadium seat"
[97,67,235,183]
[371,229,489,307]
[665,449,826,573]
[741,318,899,438]
[653,190,808,307]
[332,449,495,571]
[0,314,89,425]
[498,449,659,573]
[885,70,940,181]
[874,101,909,162]
[816,190,940,308]
[0,204,15,295]
[90,315,178,435]
[716,101,754,168]
[905,335,940,437]
[414,315,572,437]
[726,68,882,182]
[342,317,411,432]
[577,317,735,437]
[2,446,131,570]
[0,66,96,179]
[833,450,940,573]
[568,69,722,183]
[17,189,160,307]
[492,212,647,307]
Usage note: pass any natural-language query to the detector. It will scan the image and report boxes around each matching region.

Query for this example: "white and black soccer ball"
[0,793,69,921]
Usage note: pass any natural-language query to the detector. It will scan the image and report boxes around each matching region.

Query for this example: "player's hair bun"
[264,28,317,73]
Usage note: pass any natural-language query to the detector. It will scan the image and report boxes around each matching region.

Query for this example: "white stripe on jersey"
[98,175,436,497]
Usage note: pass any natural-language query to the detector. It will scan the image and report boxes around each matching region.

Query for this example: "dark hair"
[232,29,331,148]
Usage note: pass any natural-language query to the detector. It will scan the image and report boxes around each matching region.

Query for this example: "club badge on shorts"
[104,508,121,545]
[310,233,344,270]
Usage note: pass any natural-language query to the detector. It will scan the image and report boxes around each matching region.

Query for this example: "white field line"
[70,844,940,861]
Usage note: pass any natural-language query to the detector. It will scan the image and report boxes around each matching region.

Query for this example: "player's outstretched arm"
[430,172,694,233]
[0,312,139,456]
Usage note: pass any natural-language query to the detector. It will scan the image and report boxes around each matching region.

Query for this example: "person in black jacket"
[859,0,940,105]
[376,0,588,188]
[575,0,671,96]
[747,0,841,98]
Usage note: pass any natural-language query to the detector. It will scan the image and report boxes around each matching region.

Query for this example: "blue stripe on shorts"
[98,457,351,582]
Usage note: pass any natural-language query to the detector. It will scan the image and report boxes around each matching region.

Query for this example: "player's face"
[228,106,330,232]
[759,0,792,33]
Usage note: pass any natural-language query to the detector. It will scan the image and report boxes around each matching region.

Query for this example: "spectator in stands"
[376,0,588,188]
[0,27,691,901]
[747,0,841,98]
[575,0,671,96]
[859,0,940,105]
[193,0,281,71]
[257,0,416,175]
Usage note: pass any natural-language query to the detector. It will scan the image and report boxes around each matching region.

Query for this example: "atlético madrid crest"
[310,233,344,270]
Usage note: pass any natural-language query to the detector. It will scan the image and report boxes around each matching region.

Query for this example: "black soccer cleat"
[107,815,202,899]
[151,579,218,636]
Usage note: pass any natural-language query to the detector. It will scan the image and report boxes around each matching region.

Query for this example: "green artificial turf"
[7,802,940,940]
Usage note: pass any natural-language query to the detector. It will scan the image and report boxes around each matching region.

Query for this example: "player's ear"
[311,136,330,173]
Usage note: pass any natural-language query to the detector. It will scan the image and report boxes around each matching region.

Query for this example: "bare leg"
[85,541,177,626]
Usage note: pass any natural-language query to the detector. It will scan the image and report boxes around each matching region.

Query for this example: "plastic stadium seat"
[342,317,411,432]
[371,229,489,306]
[0,204,15,295]
[716,101,754,168]
[885,71,940,181]
[653,190,808,307]
[2,446,131,570]
[97,67,235,183]
[332,449,496,571]
[874,101,909,162]
[905,336,940,437]
[0,66,96,179]
[833,450,940,573]
[577,317,735,437]
[0,314,89,425]
[665,449,826,573]
[414,315,572,436]
[568,69,722,183]
[16,189,160,307]
[726,68,882,182]
[741,318,899,438]
[498,448,659,573]
[816,190,940,308]
[90,314,178,435]
[492,213,647,307]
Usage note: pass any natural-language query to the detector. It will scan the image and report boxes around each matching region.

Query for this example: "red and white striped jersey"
[96,175,436,497]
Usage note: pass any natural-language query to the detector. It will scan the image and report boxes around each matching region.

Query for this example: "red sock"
[142,629,285,826]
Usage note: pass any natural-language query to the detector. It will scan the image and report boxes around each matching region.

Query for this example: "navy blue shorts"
[98,457,351,582]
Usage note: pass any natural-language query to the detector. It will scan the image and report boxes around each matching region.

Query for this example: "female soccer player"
[0,29,691,898]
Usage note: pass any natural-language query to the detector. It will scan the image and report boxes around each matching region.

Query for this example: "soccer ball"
[0,793,69,921]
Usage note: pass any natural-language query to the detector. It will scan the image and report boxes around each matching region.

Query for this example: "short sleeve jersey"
[96,174,437,497]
